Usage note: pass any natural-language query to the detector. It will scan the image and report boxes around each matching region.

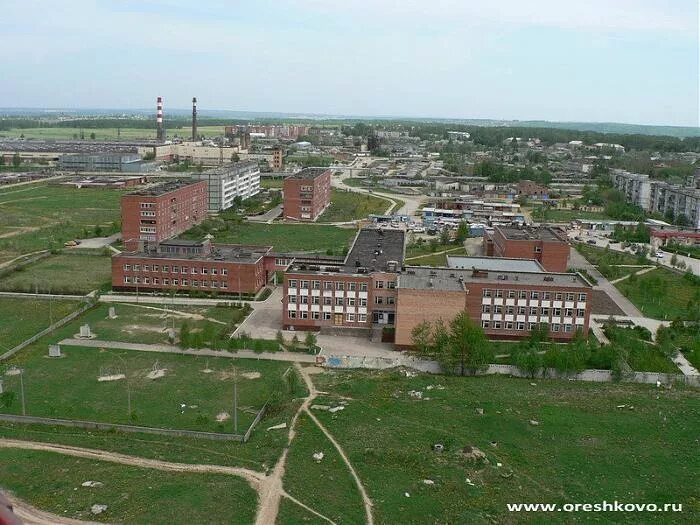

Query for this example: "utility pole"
[19,370,26,416]
[233,367,238,434]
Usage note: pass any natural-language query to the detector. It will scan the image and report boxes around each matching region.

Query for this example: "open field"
[260,178,285,189]
[0,448,257,524]
[0,297,82,350]
[318,189,389,222]
[2,343,292,433]
[311,370,700,524]
[575,243,649,279]
[530,206,611,222]
[0,253,111,294]
[615,269,700,320]
[0,184,123,262]
[0,125,225,141]
[183,222,357,254]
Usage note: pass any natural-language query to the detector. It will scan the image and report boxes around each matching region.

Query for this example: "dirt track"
[5,493,105,525]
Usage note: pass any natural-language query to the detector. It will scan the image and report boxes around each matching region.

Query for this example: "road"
[332,170,424,217]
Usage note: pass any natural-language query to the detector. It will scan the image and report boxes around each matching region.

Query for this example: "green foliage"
[0,391,16,409]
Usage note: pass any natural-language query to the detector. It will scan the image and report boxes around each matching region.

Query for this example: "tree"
[89,132,96,140]
[411,321,432,355]
[276,330,285,349]
[304,331,317,351]
[12,153,21,168]
[448,313,492,375]
[440,228,450,246]
[290,334,300,352]
[455,221,469,244]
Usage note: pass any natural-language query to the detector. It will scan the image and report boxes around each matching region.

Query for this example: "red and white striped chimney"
[156,96,164,141]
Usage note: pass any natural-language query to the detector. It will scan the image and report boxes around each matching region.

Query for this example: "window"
[506,305,514,315]
[542,292,550,300]
[124,276,131,283]
[323,312,332,320]
[552,323,560,332]
[221,282,228,289]
[312,312,320,320]
[300,296,309,304]
[289,295,297,304]
[172,267,179,273]
[153,278,160,285]
[531,291,539,299]
[335,282,345,291]
[143,277,151,284]
[163,279,170,285]
[375,280,384,289]
[211,282,218,288]
[359,298,367,307]
[211,268,218,275]
[519,290,527,299]
[541,307,550,316]
[483,289,492,297]
[133,277,140,284]
[312,280,320,289]
[518,306,526,315]
[346,313,355,322]
[506,322,514,330]
[554,308,562,316]
[348,282,356,291]
[300,311,308,319]
[577,308,586,317]
[288,310,297,319]
[517,322,525,330]
[387,296,395,305]
[201,268,208,274]
[482,305,491,313]
[201,281,208,287]
[374,296,384,305]
[507,290,516,298]
[347,297,356,306]
[323,297,332,305]
[493,321,502,329]
[144,265,151,272]
[360,283,368,292]
[566,293,575,301]
[173,279,179,285]
[153,265,159,272]
[494,305,502,314]
[312,296,320,305]
[555,293,563,301]
[133,264,141,271]
[482,320,490,329]
[163,265,170,273]
[324,281,333,290]
[495,290,503,298]
[301,280,309,289]
[529,306,538,315]
[358,314,367,322]
[221,269,228,276]
[534,246,542,253]
[123,264,131,271]
[181,267,188,274]
[564,324,573,333]
[193,280,199,287]
[578,293,587,302]
[528,323,537,330]
[335,297,344,306]
[565,308,573,317]
[388,281,396,289]
[289,279,298,288]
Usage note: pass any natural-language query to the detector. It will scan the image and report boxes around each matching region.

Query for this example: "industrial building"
[57,153,156,172]
[394,261,592,348]
[112,238,281,296]
[282,228,405,332]
[190,161,261,211]
[283,167,331,221]
[483,225,570,272]
[120,180,208,250]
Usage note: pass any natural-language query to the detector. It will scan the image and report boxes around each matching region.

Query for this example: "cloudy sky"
[1,0,698,126]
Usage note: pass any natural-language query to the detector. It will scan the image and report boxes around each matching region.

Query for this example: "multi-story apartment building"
[611,169,700,228]
[483,225,570,272]
[121,180,208,251]
[112,238,281,296]
[283,168,331,221]
[394,262,592,348]
[190,161,261,212]
[282,229,405,331]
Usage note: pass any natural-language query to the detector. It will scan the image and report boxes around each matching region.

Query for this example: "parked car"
[655,251,665,258]
[586,239,597,245]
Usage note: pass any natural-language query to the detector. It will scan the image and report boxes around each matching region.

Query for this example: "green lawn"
[0,253,111,294]
[530,207,611,222]
[0,448,257,524]
[318,189,390,222]
[615,269,700,320]
[261,178,285,189]
[575,243,650,280]
[183,222,357,254]
[0,297,82,350]
[0,184,124,261]
[310,370,700,524]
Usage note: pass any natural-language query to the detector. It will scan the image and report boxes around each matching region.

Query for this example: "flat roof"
[343,228,405,273]
[400,266,590,291]
[285,167,329,180]
[497,225,565,242]
[447,256,544,273]
[118,242,271,264]
[125,179,201,197]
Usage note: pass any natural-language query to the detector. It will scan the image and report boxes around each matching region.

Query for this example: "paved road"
[247,204,283,223]
[68,232,121,249]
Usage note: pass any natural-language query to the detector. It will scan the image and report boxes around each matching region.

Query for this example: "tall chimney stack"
[192,97,198,141]
[156,96,164,141]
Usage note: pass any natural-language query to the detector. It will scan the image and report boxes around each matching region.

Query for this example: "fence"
[0,301,96,361]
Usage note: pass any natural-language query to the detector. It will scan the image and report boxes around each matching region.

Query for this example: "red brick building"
[121,180,208,250]
[112,239,283,296]
[394,264,592,348]
[484,225,569,272]
[283,168,331,221]
[282,229,405,331]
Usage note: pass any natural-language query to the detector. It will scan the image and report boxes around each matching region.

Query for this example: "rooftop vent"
[497,274,508,280]
[544,276,554,282]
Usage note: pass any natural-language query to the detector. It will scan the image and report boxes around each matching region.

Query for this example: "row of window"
[287,279,396,291]
[483,289,587,302]
[483,305,586,317]
[140,203,155,209]
[288,310,368,322]
[123,264,228,276]
[290,295,369,307]
[482,320,576,333]
[123,276,228,288]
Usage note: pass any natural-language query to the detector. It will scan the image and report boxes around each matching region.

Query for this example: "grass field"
[0,297,82,350]
[318,189,390,222]
[0,253,111,294]
[0,184,123,262]
[2,343,292,433]
[0,125,225,141]
[260,178,285,189]
[0,448,257,524]
[311,370,700,524]
[183,222,357,254]
[615,269,700,320]
[575,243,649,280]
[530,207,611,222]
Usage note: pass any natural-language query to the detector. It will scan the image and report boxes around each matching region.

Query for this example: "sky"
[1,0,698,126]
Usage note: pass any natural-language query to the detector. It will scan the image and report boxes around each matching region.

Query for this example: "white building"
[191,161,260,212]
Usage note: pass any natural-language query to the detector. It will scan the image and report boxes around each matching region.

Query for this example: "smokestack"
[156,96,164,141]
[192,97,198,141]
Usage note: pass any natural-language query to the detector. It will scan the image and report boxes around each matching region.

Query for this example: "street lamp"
[103,349,131,416]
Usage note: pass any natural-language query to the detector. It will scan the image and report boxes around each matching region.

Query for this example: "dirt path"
[0,226,44,239]
[5,493,105,525]
[297,365,375,525]
[126,303,227,325]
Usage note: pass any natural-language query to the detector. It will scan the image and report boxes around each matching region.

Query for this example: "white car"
[655,252,664,258]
